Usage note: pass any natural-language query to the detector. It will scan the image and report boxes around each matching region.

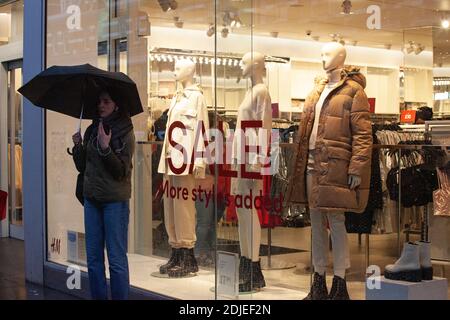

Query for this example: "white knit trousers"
[307,152,350,278]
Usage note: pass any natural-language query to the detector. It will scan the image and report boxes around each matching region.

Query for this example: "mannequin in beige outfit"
[157,59,209,278]
[232,52,272,292]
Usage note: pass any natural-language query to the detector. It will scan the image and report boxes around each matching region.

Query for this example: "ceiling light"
[173,16,183,28]
[384,44,392,50]
[341,0,353,15]
[352,40,358,46]
[270,31,279,38]
[158,0,178,12]
[442,19,450,29]
[312,36,320,41]
[230,16,242,28]
[206,24,215,37]
[405,42,415,54]
[221,27,229,38]
[223,12,232,26]
[414,44,425,55]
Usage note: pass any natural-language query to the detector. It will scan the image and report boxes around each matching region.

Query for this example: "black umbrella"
[18,63,144,122]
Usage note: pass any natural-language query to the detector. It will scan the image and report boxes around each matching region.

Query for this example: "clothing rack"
[373,143,448,255]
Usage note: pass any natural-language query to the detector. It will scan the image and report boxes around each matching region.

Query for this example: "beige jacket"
[158,84,209,176]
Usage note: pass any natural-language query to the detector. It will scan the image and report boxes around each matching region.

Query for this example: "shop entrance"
[5,60,23,240]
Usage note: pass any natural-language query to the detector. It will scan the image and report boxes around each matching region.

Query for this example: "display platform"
[366,276,448,300]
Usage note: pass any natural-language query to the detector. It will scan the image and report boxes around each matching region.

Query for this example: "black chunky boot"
[239,256,251,284]
[239,260,266,292]
[167,248,199,278]
[328,276,350,300]
[159,248,180,274]
[303,272,328,300]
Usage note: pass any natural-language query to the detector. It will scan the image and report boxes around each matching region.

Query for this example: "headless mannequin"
[171,59,206,179]
[157,59,209,277]
[232,52,272,291]
[308,42,353,281]
[320,43,360,188]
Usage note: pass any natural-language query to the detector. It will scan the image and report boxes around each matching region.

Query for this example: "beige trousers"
[163,174,197,249]
[307,152,350,278]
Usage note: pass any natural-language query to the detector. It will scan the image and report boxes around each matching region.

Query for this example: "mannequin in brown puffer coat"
[286,42,372,301]
[286,67,372,213]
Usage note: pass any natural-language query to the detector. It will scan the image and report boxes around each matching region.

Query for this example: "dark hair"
[416,106,433,121]
[99,86,129,118]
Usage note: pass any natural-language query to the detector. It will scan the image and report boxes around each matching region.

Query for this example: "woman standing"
[72,88,135,300]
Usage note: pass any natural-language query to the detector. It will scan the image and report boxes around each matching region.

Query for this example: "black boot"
[239,256,251,284]
[328,276,350,300]
[159,248,180,274]
[303,272,328,300]
[239,260,266,292]
[167,248,199,278]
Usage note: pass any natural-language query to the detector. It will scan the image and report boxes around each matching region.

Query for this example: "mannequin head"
[321,42,347,72]
[241,51,266,79]
[174,59,196,84]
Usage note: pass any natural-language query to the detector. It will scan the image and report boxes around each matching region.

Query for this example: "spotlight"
[206,24,215,37]
[158,0,178,12]
[339,38,346,46]
[414,44,425,55]
[270,31,279,38]
[384,44,392,50]
[405,42,415,54]
[231,16,242,28]
[442,19,450,29]
[173,16,183,28]
[221,27,229,38]
[223,12,232,26]
[341,0,353,15]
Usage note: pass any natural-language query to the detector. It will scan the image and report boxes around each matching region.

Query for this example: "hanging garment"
[434,167,450,217]
[386,164,438,208]
[345,129,383,234]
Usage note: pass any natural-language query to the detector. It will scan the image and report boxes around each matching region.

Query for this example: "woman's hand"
[72,131,82,146]
[98,122,112,150]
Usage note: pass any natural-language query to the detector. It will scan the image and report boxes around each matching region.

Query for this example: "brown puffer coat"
[286,68,372,213]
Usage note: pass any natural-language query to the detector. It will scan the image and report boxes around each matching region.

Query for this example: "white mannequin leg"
[236,206,261,262]
[327,212,350,278]
[309,208,329,276]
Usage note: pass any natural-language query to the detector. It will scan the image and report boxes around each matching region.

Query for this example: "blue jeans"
[84,198,130,300]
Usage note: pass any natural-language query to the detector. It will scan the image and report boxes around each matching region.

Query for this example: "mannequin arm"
[348,174,361,190]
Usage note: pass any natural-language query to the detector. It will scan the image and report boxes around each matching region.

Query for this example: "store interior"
[44,0,450,299]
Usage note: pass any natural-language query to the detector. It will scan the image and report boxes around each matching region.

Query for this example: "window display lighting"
[158,0,178,12]
[149,52,288,66]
